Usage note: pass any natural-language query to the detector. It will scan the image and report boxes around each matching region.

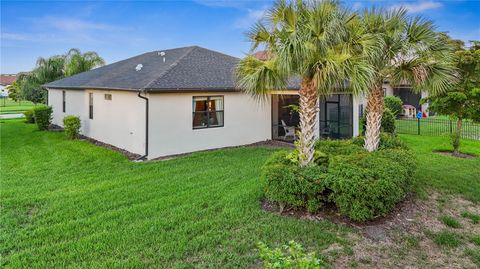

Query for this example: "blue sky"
[1,0,479,74]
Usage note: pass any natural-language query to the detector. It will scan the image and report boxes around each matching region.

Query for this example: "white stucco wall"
[148,92,271,158]
[48,89,146,155]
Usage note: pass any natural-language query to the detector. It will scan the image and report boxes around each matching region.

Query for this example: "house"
[0,74,16,97]
[45,46,361,160]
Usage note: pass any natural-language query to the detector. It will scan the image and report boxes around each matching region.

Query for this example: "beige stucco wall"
[48,88,146,155]
[148,92,271,158]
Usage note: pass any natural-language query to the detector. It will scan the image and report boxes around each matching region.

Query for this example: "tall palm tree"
[64,48,105,77]
[236,0,379,166]
[361,8,456,151]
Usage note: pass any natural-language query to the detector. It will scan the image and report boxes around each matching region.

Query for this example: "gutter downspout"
[137,90,149,160]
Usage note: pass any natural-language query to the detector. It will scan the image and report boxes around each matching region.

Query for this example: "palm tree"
[34,55,65,83]
[361,8,456,151]
[64,48,105,77]
[236,0,379,166]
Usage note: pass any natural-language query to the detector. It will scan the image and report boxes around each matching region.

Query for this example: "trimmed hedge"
[325,149,416,221]
[262,139,416,221]
[33,106,53,131]
[63,116,81,139]
[262,151,327,213]
[352,133,407,150]
[23,109,35,124]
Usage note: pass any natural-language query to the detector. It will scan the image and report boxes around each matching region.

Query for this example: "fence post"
[449,120,452,134]
[417,118,420,135]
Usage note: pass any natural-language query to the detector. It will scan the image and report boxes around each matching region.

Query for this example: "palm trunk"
[298,79,318,167]
[364,85,384,152]
[452,118,462,156]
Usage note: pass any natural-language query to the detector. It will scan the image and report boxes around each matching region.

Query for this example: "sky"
[1,0,479,74]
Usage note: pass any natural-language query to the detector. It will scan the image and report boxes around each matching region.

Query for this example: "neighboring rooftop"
[0,74,16,86]
[44,46,242,92]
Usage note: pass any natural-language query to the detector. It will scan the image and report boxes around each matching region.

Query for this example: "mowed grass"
[0,120,348,268]
[399,134,480,202]
[0,99,35,114]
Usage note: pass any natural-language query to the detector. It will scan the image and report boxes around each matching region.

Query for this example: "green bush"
[33,106,53,131]
[23,109,35,124]
[63,116,81,139]
[257,241,328,269]
[325,149,416,221]
[352,133,406,150]
[360,108,396,134]
[315,139,365,157]
[262,151,327,213]
[384,96,403,116]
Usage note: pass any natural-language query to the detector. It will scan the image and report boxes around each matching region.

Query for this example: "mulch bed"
[433,150,476,159]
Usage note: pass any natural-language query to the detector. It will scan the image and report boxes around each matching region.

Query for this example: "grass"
[465,249,480,267]
[0,99,35,114]
[429,230,461,248]
[439,216,462,228]
[470,235,480,246]
[0,120,349,268]
[1,120,479,267]
[399,134,480,202]
[462,211,480,224]
[396,118,480,140]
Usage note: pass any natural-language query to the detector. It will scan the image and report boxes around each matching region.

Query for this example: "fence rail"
[395,117,480,140]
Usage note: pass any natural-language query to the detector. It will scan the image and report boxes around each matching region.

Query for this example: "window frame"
[89,93,93,119]
[192,95,224,130]
[104,93,112,100]
[62,90,66,113]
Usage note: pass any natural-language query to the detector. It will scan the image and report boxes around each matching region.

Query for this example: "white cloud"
[352,2,363,10]
[1,33,30,41]
[193,0,249,8]
[43,17,114,32]
[391,1,442,13]
[234,8,266,29]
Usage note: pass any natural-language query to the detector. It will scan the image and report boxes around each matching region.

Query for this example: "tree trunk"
[452,118,462,156]
[364,85,384,152]
[298,79,318,167]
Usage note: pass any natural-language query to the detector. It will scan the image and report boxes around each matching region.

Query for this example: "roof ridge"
[143,46,197,90]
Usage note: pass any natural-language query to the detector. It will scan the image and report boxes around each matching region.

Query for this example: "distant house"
[0,74,16,97]
[44,46,362,160]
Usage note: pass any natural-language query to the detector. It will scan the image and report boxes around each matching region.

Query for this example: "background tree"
[64,49,105,77]
[17,49,105,104]
[237,0,379,166]
[423,40,480,155]
[361,8,456,151]
[6,80,20,102]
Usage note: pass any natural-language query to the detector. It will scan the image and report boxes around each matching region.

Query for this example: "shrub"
[23,109,35,124]
[33,106,53,131]
[352,133,406,150]
[384,96,403,117]
[360,108,396,134]
[257,241,328,269]
[325,149,416,221]
[314,139,365,157]
[63,116,81,139]
[262,151,327,213]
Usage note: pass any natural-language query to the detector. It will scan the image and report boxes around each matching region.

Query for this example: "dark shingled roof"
[45,46,242,92]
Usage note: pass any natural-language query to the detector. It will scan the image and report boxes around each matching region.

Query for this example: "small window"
[193,96,224,129]
[62,91,66,112]
[104,94,112,100]
[89,93,93,119]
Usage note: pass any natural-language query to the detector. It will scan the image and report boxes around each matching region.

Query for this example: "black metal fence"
[395,117,480,140]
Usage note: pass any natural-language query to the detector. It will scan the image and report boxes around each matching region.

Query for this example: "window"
[104,94,112,100]
[62,91,66,112]
[192,96,224,129]
[89,93,93,119]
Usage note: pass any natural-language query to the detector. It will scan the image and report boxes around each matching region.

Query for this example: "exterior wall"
[148,92,271,158]
[48,88,146,155]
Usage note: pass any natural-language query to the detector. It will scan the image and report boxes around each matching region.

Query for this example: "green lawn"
[0,99,35,114]
[0,120,349,268]
[1,120,479,268]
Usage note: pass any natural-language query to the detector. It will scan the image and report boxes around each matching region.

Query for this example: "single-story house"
[44,46,361,160]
